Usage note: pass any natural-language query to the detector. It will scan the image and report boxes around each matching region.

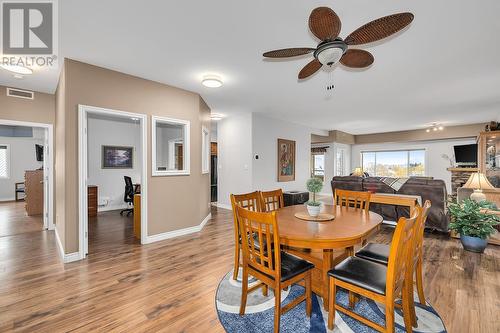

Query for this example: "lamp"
[463,172,495,202]
[352,167,364,177]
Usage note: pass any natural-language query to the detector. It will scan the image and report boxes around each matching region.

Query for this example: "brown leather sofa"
[331,176,449,232]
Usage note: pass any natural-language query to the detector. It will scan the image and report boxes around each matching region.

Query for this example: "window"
[152,116,190,176]
[202,126,210,174]
[0,144,9,179]
[335,149,346,176]
[361,149,425,177]
[311,154,325,180]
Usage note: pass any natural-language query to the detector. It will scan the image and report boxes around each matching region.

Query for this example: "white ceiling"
[1,0,499,134]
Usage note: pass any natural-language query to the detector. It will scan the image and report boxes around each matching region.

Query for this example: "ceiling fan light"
[0,64,33,75]
[202,75,223,88]
[317,47,344,66]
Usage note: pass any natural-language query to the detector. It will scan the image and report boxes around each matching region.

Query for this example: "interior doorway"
[78,105,147,259]
[0,119,54,236]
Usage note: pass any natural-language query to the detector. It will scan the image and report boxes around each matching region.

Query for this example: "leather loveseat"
[331,176,449,232]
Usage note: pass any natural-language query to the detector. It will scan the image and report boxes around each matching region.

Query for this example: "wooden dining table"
[276,204,384,308]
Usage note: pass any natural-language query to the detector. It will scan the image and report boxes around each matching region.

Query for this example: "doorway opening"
[78,105,147,259]
[0,119,54,238]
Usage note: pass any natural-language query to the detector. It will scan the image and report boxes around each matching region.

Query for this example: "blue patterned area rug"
[216,270,447,333]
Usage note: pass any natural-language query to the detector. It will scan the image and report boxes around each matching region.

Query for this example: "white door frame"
[78,105,148,258]
[0,119,54,230]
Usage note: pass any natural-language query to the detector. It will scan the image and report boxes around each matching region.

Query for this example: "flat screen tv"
[35,144,44,162]
[454,144,477,167]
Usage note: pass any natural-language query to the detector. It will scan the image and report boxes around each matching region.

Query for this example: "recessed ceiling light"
[210,113,223,121]
[0,64,33,75]
[202,75,223,88]
[438,126,444,130]
[426,129,430,133]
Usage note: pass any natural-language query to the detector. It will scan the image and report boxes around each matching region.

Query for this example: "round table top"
[276,204,383,249]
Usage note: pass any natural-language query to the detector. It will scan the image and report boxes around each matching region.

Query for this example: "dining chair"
[235,205,314,333]
[260,189,284,212]
[334,189,371,211]
[328,207,421,332]
[230,192,263,281]
[356,200,432,326]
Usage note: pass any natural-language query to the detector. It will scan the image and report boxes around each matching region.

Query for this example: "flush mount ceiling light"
[210,113,223,121]
[202,75,223,88]
[426,123,444,133]
[0,64,33,75]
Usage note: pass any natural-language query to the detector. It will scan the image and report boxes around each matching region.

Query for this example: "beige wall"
[57,59,211,253]
[0,85,55,124]
[354,123,485,144]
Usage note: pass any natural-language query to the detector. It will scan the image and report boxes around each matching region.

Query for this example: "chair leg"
[233,244,240,281]
[305,272,312,317]
[328,278,336,330]
[415,258,426,305]
[402,282,414,333]
[239,267,248,315]
[262,283,268,297]
[274,283,281,333]
[349,291,356,309]
[385,300,395,333]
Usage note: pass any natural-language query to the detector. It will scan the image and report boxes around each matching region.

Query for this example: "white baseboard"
[144,213,212,244]
[215,203,232,210]
[0,197,15,202]
[55,228,83,263]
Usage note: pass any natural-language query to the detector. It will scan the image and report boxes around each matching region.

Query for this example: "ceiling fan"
[263,7,414,79]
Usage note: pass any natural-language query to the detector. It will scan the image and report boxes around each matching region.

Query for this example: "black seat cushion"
[355,243,389,265]
[257,251,314,283]
[328,257,387,295]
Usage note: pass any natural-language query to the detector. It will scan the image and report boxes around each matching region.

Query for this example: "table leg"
[322,249,333,311]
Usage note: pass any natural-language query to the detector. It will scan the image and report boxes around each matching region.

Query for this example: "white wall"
[351,138,476,193]
[0,134,44,201]
[252,113,320,193]
[87,116,141,211]
[217,112,253,206]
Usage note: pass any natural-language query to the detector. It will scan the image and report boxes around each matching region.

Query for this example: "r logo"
[2,2,53,54]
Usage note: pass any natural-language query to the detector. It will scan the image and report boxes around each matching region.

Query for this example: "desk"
[133,194,141,239]
[277,204,383,307]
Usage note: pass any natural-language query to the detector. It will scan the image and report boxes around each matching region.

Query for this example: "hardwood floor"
[0,205,498,332]
[0,201,43,237]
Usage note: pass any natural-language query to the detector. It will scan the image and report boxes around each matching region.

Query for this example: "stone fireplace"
[447,167,478,194]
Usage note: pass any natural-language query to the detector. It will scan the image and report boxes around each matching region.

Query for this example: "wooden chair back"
[414,200,431,265]
[260,189,284,212]
[231,191,263,230]
[386,207,420,297]
[235,206,281,280]
[334,189,371,211]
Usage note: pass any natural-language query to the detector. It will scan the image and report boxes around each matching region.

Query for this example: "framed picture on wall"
[102,145,133,169]
[277,138,296,182]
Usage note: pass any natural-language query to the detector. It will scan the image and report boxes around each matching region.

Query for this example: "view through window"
[361,149,425,177]
[311,154,325,180]
[0,145,8,178]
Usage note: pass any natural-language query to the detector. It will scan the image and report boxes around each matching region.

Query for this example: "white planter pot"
[307,204,321,217]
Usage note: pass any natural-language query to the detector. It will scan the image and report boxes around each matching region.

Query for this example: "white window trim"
[201,126,210,174]
[0,143,10,179]
[360,148,428,177]
[152,115,190,176]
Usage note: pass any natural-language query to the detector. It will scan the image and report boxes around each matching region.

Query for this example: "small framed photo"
[102,145,133,169]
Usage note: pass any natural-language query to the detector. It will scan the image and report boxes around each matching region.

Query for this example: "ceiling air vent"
[6,87,34,100]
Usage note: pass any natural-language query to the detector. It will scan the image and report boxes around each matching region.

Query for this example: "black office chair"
[120,176,135,216]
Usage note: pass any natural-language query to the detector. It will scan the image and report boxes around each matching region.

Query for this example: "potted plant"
[306,177,323,217]
[448,199,500,253]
